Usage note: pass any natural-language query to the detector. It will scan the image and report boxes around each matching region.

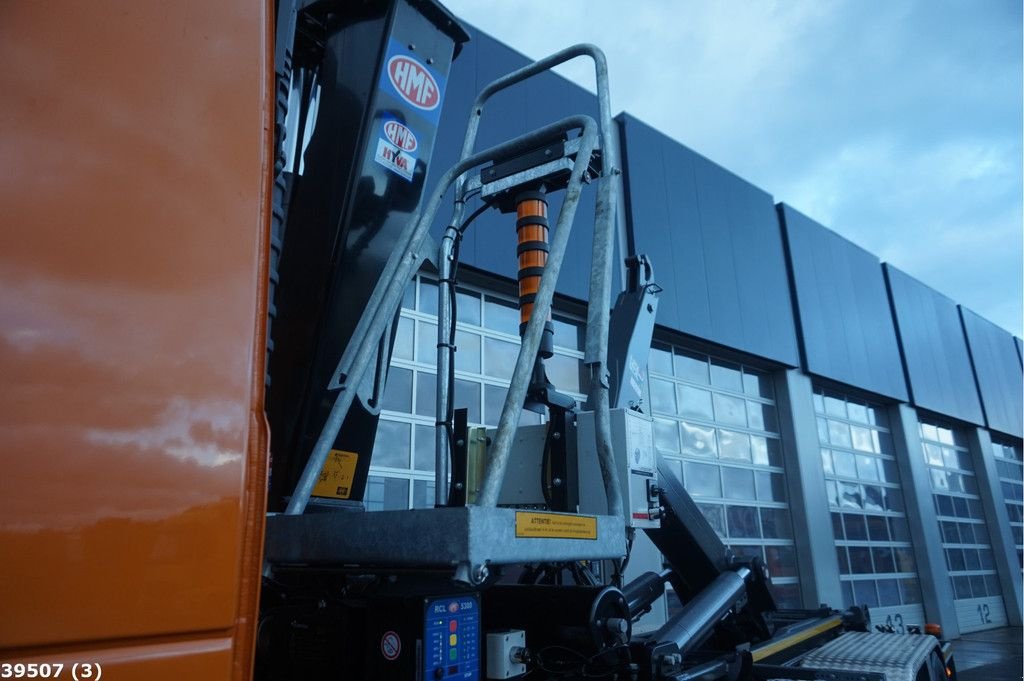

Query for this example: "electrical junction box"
[577,408,660,529]
[485,629,526,679]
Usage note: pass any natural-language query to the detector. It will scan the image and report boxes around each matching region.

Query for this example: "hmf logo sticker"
[387,55,440,110]
[374,115,418,181]
[378,40,447,126]
[383,120,418,152]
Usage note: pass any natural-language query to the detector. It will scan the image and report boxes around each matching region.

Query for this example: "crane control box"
[578,408,660,529]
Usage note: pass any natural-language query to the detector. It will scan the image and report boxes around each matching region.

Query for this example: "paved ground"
[955,627,1022,681]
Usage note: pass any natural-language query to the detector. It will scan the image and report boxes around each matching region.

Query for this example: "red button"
[449,620,457,633]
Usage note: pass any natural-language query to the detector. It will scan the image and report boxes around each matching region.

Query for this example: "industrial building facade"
[363,27,1024,639]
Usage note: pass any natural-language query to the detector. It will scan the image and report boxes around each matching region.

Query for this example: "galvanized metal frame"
[363,274,590,511]
[285,114,599,515]
[435,44,625,518]
[265,506,627,585]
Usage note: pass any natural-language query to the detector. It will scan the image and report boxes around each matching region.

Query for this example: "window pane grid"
[920,421,1004,602]
[992,440,1023,570]
[649,371,777,407]
[371,274,587,509]
[814,387,923,612]
[653,343,798,607]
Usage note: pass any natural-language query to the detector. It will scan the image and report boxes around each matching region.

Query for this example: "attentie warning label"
[312,449,358,499]
[515,512,598,540]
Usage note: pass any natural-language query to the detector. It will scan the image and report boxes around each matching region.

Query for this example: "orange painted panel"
[0,637,234,681]
[0,1,270,674]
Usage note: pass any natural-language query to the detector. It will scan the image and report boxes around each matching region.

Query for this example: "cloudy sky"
[445,0,1023,335]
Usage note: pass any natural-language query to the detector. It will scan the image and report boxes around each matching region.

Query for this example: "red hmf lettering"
[387,55,440,110]
[384,120,418,152]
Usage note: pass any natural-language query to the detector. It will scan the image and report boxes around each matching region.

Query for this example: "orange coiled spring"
[515,191,554,358]
[516,193,548,319]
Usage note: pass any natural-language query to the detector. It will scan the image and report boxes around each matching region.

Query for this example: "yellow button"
[449,634,457,646]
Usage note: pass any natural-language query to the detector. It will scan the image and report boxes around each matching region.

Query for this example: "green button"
[449,648,458,661]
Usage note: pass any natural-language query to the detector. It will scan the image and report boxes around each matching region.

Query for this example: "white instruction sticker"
[627,413,655,473]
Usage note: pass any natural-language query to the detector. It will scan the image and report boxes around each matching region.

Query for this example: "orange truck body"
[0,2,272,678]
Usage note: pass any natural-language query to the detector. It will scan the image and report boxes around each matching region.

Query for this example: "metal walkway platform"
[264,507,626,584]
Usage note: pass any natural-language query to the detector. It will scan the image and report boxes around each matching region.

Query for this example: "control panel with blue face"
[424,595,480,681]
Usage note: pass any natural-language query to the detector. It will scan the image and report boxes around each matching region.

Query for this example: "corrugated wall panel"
[960,307,1023,438]
[424,29,608,302]
[884,265,984,424]
[618,113,799,366]
[779,204,907,400]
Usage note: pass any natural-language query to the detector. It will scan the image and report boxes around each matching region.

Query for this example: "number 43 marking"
[885,614,905,634]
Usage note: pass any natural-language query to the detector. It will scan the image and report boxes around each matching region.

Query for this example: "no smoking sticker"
[380,631,402,661]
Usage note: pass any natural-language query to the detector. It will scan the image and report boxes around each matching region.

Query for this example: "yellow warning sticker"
[312,449,358,500]
[515,512,598,540]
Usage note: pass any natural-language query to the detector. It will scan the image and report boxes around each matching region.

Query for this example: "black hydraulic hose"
[440,199,489,500]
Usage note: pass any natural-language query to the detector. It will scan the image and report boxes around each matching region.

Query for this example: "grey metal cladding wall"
[423,28,611,301]
[778,204,907,401]
[617,113,800,367]
[960,307,1023,438]
[1016,336,1023,366]
[884,264,985,425]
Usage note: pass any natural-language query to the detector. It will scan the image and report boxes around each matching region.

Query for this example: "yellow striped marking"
[751,617,842,662]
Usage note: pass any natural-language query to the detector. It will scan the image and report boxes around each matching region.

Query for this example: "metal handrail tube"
[285,115,597,514]
[434,43,625,518]
[475,119,598,507]
[457,43,624,303]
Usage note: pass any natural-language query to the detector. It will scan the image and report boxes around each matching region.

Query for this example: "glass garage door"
[366,274,586,510]
[991,439,1023,571]
[648,344,800,608]
[813,388,925,632]
[920,421,1007,633]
